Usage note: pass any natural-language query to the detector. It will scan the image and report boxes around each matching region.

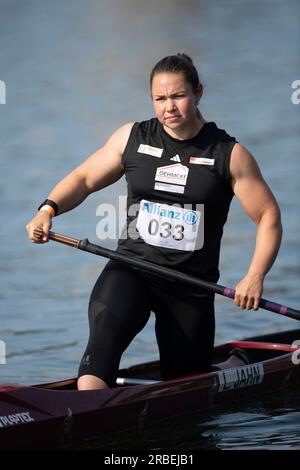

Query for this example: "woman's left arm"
[230,143,283,310]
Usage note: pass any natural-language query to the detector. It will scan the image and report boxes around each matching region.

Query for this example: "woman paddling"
[26,53,282,389]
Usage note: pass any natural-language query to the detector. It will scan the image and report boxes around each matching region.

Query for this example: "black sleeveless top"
[117,118,236,282]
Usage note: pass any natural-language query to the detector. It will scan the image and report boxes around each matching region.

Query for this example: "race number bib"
[136,200,201,251]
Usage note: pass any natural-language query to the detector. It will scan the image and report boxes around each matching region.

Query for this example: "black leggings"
[78,261,215,386]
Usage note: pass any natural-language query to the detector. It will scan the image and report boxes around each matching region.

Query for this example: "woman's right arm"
[26,122,134,243]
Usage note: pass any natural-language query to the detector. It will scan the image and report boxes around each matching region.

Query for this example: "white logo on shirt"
[155,163,189,186]
[154,182,184,194]
[138,144,163,158]
[189,157,215,165]
[170,154,181,162]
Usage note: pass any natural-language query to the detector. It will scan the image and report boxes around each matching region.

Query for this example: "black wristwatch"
[38,199,59,216]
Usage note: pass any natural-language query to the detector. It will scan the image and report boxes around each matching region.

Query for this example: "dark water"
[0,0,299,449]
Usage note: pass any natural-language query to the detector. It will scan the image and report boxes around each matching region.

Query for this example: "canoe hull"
[1,329,300,449]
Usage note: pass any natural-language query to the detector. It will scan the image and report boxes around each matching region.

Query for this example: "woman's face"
[151,72,202,134]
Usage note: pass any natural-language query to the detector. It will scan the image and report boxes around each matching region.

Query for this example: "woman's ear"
[195,84,203,103]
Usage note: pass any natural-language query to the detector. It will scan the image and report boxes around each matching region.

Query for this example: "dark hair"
[150,53,201,92]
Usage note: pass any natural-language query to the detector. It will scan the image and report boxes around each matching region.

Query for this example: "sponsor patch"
[138,144,163,158]
[189,157,215,165]
[217,363,264,392]
[154,182,185,194]
[155,163,189,186]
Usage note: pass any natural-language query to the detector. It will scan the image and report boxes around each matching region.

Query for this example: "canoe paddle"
[39,230,300,321]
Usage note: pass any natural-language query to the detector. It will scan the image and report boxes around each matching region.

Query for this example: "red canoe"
[0,328,299,449]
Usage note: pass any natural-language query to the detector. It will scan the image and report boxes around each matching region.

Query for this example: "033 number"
[148,220,184,240]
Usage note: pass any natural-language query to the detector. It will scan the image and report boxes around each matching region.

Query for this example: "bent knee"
[77,374,109,390]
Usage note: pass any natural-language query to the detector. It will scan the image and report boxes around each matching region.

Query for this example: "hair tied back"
[176,52,193,64]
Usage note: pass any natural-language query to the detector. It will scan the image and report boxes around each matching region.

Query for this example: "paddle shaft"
[48,231,300,321]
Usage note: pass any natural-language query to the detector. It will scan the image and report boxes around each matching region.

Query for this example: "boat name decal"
[217,363,264,392]
[0,411,35,427]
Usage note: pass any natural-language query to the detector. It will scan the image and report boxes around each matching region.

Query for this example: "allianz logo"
[141,201,198,225]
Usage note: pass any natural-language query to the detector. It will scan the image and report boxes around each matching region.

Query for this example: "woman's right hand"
[26,211,52,243]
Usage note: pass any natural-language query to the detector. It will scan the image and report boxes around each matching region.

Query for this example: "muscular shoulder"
[230,143,262,183]
[104,122,135,155]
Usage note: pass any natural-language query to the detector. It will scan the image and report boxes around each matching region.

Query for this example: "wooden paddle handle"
[48,231,80,248]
